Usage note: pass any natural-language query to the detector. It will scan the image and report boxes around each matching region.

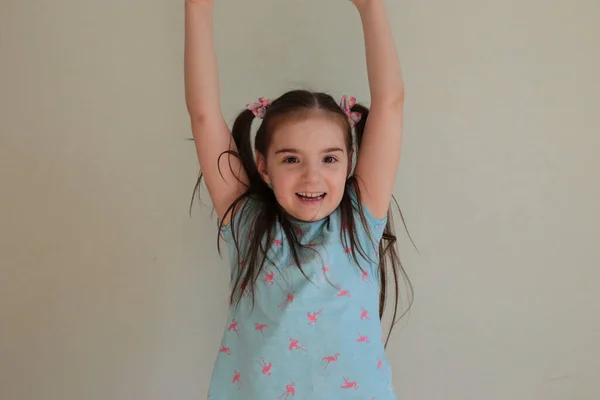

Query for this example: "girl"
[184,0,408,398]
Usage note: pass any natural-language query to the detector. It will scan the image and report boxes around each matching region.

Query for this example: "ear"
[255,151,271,185]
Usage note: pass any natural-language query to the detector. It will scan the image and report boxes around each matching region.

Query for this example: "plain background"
[1,0,599,399]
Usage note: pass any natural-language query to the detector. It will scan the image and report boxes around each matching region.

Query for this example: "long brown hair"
[189,89,414,346]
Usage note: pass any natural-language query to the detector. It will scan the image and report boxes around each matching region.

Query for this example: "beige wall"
[1,0,599,399]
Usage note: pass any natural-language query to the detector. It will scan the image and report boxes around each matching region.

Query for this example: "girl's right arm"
[184,0,248,224]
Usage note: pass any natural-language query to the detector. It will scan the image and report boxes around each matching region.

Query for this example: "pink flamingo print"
[227,318,239,335]
[257,357,272,376]
[321,353,340,370]
[307,308,323,326]
[254,322,268,336]
[344,247,352,253]
[263,270,275,285]
[377,357,383,369]
[288,337,307,352]
[242,286,252,298]
[356,331,370,343]
[279,291,295,309]
[232,370,243,389]
[239,281,251,298]
[322,264,331,273]
[360,307,370,320]
[272,239,282,246]
[361,270,373,284]
[219,345,231,355]
[337,288,351,298]
[341,377,359,390]
[278,382,296,399]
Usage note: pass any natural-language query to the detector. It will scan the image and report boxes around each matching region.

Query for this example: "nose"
[301,162,320,184]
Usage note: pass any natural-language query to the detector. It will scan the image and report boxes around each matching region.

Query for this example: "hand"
[347,0,382,12]
[186,0,214,5]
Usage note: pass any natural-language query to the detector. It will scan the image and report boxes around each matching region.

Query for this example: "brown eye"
[323,156,337,163]
[283,157,298,164]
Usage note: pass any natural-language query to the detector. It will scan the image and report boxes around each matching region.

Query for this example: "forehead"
[269,114,347,153]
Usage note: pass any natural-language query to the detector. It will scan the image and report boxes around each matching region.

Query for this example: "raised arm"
[351,0,405,220]
[185,0,248,223]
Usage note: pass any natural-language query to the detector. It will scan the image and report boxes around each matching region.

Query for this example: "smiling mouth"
[296,192,326,200]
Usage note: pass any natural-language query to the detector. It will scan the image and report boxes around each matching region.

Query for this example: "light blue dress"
[207,188,397,399]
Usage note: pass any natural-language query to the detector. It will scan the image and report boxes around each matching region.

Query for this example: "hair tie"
[339,95,362,127]
[245,95,362,126]
[245,97,272,118]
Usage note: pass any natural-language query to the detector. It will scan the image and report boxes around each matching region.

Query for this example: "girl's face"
[257,114,350,222]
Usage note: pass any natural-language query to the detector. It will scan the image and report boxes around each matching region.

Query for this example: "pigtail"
[349,101,414,347]
[351,103,369,148]
[228,109,262,186]
[220,107,285,310]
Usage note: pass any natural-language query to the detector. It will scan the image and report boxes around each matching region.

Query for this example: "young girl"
[185,0,407,398]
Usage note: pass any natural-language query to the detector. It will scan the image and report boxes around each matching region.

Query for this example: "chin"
[277,191,342,222]
[291,204,335,222]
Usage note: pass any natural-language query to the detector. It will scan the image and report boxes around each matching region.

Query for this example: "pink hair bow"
[246,97,272,118]
[339,95,362,127]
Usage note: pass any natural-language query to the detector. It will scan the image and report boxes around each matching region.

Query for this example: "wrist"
[354,0,385,15]
[186,0,214,12]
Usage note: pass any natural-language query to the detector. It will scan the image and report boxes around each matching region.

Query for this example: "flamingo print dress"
[207,188,397,399]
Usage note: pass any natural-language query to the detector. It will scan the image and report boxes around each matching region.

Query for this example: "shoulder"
[219,195,262,244]
[345,181,387,242]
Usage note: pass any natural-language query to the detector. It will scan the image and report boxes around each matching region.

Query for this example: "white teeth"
[297,192,325,198]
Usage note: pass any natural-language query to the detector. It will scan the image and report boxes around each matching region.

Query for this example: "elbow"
[374,88,405,110]
[391,88,405,107]
[187,107,224,123]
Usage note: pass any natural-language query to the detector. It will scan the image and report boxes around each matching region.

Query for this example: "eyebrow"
[274,147,345,155]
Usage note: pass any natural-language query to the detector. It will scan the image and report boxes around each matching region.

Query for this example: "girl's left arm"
[351,0,405,220]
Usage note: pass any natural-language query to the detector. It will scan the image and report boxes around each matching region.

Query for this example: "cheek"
[270,169,297,194]
[326,168,348,193]
[271,168,292,183]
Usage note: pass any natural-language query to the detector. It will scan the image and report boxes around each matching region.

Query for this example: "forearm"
[357,0,404,106]
[184,1,221,118]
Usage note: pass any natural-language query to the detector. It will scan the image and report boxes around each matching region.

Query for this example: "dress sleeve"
[347,183,388,244]
[218,197,259,249]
